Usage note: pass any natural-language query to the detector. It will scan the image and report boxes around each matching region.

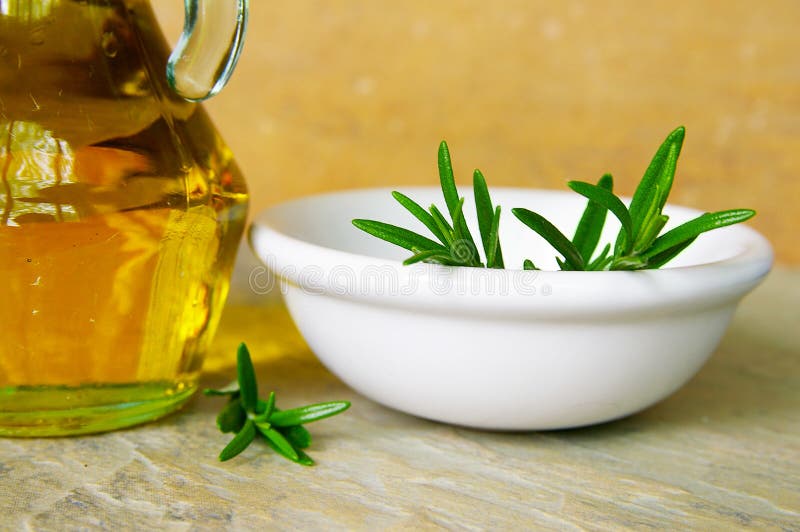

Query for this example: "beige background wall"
[154,1,799,265]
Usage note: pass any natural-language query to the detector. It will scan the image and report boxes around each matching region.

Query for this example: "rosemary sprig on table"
[353,127,755,270]
[204,343,350,465]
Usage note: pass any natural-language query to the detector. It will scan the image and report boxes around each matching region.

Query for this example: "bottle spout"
[166,0,249,102]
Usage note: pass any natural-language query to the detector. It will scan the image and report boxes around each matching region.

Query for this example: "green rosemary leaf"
[451,197,467,241]
[261,433,314,465]
[512,208,585,270]
[203,382,240,397]
[451,198,482,266]
[450,198,474,264]
[643,237,697,269]
[623,126,685,247]
[216,398,246,434]
[293,448,316,466]
[429,204,455,246]
[403,249,456,266]
[610,255,648,270]
[568,177,633,256]
[281,424,312,449]
[556,256,583,271]
[269,401,352,427]
[474,170,505,268]
[587,243,612,271]
[626,184,662,254]
[473,169,493,241]
[261,391,276,419]
[255,423,300,462]
[352,219,447,253]
[438,141,461,217]
[523,259,538,271]
[591,256,615,271]
[438,141,479,260]
[219,419,256,462]
[392,191,448,245]
[276,436,316,466]
[571,173,613,263]
[486,206,502,269]
[644,209,756,259]
[237,343,258,414]
[634,214,669,253]
[654,141,682,213]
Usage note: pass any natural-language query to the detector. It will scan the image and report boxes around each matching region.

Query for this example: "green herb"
[353,127,755,270]
[353,141,503,268]
[204,343,350,465]
[513,126,755,270]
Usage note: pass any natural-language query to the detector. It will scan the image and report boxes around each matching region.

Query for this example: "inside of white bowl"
[262,187,762,270]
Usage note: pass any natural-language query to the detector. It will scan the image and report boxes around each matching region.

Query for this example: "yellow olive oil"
[0,0,248,435]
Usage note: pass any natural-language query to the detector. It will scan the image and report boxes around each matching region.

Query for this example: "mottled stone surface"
[2,270,798,529]
[153,1,800,264]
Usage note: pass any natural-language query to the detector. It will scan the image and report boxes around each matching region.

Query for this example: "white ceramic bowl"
[249,187,772,430]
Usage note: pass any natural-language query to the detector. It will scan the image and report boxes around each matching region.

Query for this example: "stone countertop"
[2,270,799,530]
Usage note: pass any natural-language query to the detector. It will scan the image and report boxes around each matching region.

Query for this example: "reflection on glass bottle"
[0,0,249,435]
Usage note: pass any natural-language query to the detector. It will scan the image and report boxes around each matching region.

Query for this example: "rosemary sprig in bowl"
[248,131,772,429]
[353,141,501,268]
[353,127,755,271]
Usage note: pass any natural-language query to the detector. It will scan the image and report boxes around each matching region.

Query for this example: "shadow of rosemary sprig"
[353,127,756,271]
[204,343,350,465]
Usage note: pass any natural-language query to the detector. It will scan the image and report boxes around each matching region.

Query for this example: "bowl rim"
[249,187,773,318]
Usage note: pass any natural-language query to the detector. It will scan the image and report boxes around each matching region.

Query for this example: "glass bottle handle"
[166,0,249,102]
